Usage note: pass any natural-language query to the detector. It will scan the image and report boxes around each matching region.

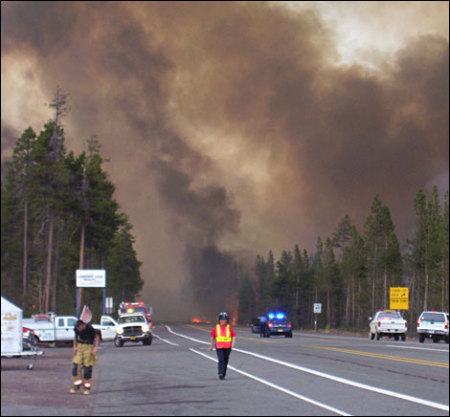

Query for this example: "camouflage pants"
[72,343,95,389]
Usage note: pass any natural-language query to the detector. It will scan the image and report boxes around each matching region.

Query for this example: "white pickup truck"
[369,310,407,341]
[92,316,119,341]
[22,313,78,343]
[23,313,118,343]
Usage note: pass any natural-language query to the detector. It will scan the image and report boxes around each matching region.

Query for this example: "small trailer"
[1,296,43,370]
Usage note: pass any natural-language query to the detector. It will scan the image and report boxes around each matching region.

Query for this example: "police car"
[266,312,293,338]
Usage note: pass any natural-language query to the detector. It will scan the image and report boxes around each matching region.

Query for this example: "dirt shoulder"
[1,346,94,416]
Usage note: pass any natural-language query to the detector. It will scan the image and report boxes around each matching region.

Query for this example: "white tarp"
[1,296,23,355]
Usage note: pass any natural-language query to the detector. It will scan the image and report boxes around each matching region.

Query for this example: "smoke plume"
[2,2,448,320]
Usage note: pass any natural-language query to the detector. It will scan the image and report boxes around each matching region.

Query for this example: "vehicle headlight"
[142,325,150,333]
[116,328,124,335]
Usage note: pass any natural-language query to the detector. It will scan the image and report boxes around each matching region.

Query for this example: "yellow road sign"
[390,287,409,310]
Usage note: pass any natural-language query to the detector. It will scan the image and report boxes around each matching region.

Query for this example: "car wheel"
[401,333,406,341]
[376,333,381,340]
[419,333,425,343]
[394,334,399,341]
[114,337,123,347]
[432,335,440,343]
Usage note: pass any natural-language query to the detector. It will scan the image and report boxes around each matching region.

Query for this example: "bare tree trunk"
[327,289,331,328]
[345,283,350,328]
[78,215,86,314]
[351,273,355,328]
[409,272,415,336]
[51,227,60,312]
[423,227,430,311]
[44,212,54,313]
[22,196,28,308]
[383,238,388,309]
[372,246,378,314]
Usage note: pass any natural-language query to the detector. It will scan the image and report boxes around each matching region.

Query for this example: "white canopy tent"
[1,296,43,369]
[1,296,22,356]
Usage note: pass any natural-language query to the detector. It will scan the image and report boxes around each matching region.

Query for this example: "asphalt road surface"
[2,324,449,416]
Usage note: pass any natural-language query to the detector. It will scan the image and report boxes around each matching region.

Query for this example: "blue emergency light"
[267,312,285,320]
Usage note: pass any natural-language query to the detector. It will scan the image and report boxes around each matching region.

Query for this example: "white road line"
[233,347,449,412]
[165,325,209,345]
[189,348,352,417]
[153,333,179,346]
[166,325,449,412]
[386,345,449,352]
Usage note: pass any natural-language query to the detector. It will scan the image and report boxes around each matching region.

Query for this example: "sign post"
[76,270,106,317]
[313,303,322,332]
[389,287,409,310]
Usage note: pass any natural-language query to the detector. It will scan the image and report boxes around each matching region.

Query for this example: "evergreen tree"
[238,274,256,324]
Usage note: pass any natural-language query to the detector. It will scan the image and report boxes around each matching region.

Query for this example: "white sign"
[314,303,322,314]
[105,297,114,309]
[76,269,106,288]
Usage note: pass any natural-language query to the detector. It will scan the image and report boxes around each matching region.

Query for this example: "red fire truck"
[118,301,153,328]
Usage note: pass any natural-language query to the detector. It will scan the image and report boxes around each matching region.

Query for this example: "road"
[2,324,449,416]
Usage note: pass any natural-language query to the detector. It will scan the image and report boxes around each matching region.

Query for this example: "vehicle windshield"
[421,313,445,322]
[119,316,146,324]
[378,312,402,319]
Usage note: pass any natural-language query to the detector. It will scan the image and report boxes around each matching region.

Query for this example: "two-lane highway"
[91,324,449,416]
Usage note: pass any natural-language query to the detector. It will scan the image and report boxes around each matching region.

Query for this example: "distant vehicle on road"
[251,313,292,338]
[266,312,292,338]
[250,316,267,334]
[114,313,152,347]
[416,311,449,343]
[118,301,153,328]
[369,310,407,341]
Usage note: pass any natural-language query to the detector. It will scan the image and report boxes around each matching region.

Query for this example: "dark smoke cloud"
[2,2,448,320]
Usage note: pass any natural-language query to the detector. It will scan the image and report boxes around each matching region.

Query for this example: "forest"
[1,90,143,319]
[238,188,449,334]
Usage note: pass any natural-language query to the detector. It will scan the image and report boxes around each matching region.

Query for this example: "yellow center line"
[303,345,448,368]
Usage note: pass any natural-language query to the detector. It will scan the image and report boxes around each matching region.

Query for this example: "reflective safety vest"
[215,324,232,349]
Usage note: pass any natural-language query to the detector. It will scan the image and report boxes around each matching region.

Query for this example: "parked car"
[250,316,268,334]
[369,310,407,341]
[416,311,449,343]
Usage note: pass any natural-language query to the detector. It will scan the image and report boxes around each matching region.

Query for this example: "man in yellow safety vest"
[209,312,236,380]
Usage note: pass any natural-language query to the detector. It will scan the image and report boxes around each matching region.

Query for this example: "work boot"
[70,385,81,394]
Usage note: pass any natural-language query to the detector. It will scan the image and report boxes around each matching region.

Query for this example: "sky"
[1,2,449,320]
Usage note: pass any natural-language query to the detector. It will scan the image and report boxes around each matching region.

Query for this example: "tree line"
[1,90,143,319]
[2,91,448,330]
[238,189,449,334]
